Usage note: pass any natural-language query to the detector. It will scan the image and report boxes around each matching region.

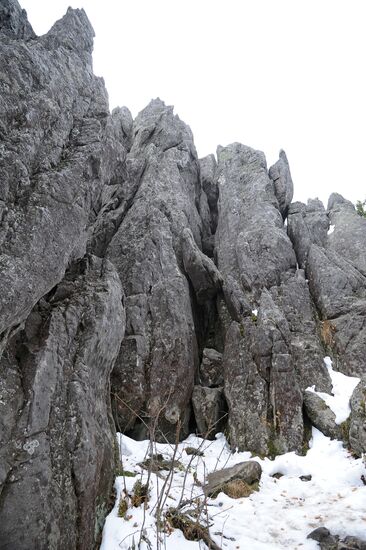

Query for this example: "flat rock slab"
[203,460,262,496]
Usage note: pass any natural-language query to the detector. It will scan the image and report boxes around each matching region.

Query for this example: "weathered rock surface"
[327,193,366,276]
[303,391,341,440]
[105,99,202,440]
[307,244,366,376]
[287,199,328,269]
[182,227,223,304]
[308,527,366,550]
[287,192,366,378]
[215,143,297,297]
[269,273,331,393]
[268,149,294,218]
[0,256,125,550]
[0,0,129,338]
[2,2,366,546]
[191,386,226,437]
[223,300,303,456]
[0,0,35,39]
[349,379,366,457]
[203,460,262,497]
[222,275,252,322]
[199,348,224,387]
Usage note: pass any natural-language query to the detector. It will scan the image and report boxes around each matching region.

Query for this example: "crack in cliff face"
[2,2,366,547]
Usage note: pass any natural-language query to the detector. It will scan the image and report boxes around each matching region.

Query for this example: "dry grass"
[117,496,128,518]
[131,480,149,508]
[221,479,259,499]
[321,320,336,348]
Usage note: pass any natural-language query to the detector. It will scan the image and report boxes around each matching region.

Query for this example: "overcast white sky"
[21,0,366,206]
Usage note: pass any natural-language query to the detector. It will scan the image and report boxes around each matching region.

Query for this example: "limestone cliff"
[0,2,365,548]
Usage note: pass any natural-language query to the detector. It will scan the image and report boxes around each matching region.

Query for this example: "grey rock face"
[223,321,269,455]
[222,275,252,322]
[0,256,125,550]
[287,193,366,378]
[105,99,202,440]
[307,245,366,376]
[303,391,341,440]
[3,2,366,546]
[182,227,223,304]
[268,149,294,218]
[287,199,328,269]
[199,348,224,387]
[191,386,226,437]
[327,192,366,276]
[215,143,296,297]
[349,379,366,457]
[214,144,326,454]
[199,154,218,233]
[0,5,130,547]
[307,245,366,320]
[308,527,366,550]
[269,274,331,393]
[223,289,304,456]
[256,290,304,454]
[0,2,128,338]
[0,0,35,39]
[203,460,262,497]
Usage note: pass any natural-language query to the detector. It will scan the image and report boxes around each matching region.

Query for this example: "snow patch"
[101,426,366,549]
[306,357,360,424]
[328,224,335,234]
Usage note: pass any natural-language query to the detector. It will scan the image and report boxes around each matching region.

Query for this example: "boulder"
[308,527,366,550]
[203,460,262,497]
[303,391,341,440]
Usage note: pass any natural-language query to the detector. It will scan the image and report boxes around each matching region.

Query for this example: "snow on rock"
[328,224,335,235]
[101,428,366,550]
[306,356,360,424]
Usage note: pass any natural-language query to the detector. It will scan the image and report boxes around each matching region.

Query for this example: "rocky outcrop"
[0,0,129,338]
[1,1,366,547]
[104,99,203,440]
[268,149,294,218]
[215,143,296,297]
[327,193,366,276]
[0,4,127,547]
[287,199,328,269]
[286,188,366,378]
[0,256,125,549]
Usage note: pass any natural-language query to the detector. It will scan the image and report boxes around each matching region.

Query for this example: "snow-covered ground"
[101,361,366,550]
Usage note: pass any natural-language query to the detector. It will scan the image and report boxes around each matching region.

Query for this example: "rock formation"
[1,1,366,548]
